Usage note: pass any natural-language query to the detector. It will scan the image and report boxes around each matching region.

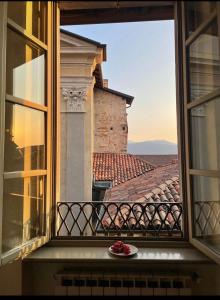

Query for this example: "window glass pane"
[192,175,220,254]
[7,1,47,43]
[190,98,220,170]
[4,102,45,172]
[7,28,45,105]
[186,1,216,37]
[2,176,45,254]
[188,21,220,101]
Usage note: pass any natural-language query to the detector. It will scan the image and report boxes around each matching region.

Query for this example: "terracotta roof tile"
[104,163,179,201]
[101,163,181,231]
[93,153,154,186]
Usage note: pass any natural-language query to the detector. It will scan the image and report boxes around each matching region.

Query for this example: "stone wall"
[94,88,128,153]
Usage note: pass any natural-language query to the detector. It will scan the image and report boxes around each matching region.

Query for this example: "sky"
[61,21,177,144]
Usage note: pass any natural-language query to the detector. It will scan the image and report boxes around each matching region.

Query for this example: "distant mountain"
[127,140,178,155]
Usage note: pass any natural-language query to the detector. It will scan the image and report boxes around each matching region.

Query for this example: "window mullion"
[6,94,48,112]
[7,17,48,51]
[4,170,47,179]
[189,169,220,178]
[181,1,193,242]
[0,2,7,266]
[185,10,217,47]
[45,1,53,240]
[52,6,60,239]
[187,88,220,110]
[217,3,220,64]
[174,1,189,241]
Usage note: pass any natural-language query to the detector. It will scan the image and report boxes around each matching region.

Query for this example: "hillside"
[128,140,178,155]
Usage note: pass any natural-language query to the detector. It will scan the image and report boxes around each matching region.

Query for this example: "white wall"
[22,260,220,295]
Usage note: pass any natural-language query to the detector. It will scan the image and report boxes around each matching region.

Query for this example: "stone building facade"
[94,87,133,153]
[60,29,133,235]
[60,29,106,207]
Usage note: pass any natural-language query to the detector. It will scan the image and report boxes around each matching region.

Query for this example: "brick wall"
[94,88,128,153]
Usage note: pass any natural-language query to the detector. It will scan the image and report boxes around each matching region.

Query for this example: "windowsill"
[23,240,213,264]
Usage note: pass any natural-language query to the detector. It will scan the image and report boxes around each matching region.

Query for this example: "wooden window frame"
[0,1,59,265]
[5,94,48,112]
[0,1,7,265]
[182,1,220,264]
[52,1,189,243]
[2,1,220,265]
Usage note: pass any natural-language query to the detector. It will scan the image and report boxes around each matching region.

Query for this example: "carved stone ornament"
[62,87,87,112]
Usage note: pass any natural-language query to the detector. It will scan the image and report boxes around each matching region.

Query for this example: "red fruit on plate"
[114,240,123,246]
[111,245,121,253]
[111,240,124,253]
[110,241,133,255]
[122,244,131,255]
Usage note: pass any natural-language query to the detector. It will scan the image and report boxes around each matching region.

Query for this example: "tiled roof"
[104,162,179,202]
[101,163,181,230]
[135,155,178,167]
[93,153,155,187]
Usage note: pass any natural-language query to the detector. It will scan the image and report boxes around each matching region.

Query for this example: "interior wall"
[0,259,22,295]
[22,260,220,295]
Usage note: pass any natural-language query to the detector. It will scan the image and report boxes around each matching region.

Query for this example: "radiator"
[54,272,192,296]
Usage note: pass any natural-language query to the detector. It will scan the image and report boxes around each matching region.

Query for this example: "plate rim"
[108,243,138,257]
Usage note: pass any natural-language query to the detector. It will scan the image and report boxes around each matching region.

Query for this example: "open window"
[57,6,183,240]
[0,1,59,265]
[1,0,220,267]
[57,1,220,265]
[181,1,220,264]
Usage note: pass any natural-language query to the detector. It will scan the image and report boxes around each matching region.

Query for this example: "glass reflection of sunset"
[13,104,44,149]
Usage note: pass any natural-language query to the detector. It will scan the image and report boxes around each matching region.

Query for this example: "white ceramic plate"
[108,244,138,257]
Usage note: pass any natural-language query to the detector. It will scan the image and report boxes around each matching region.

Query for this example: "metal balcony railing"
[56,201,183,238]
[194,201,220,237]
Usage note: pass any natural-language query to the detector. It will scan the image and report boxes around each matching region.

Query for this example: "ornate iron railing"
[194,201,220,237]
[56,201,183,238]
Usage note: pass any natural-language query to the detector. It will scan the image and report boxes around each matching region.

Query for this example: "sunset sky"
[61,20,177,144]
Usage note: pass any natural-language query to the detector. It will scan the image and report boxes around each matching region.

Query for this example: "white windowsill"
[24,244,212,264]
